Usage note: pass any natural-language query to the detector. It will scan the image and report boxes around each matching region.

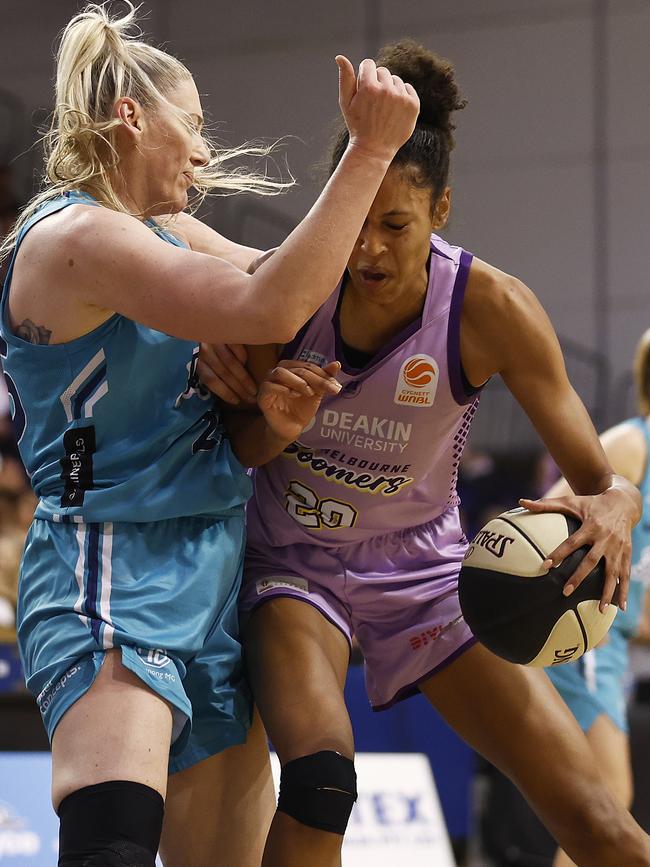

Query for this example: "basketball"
[459,508,619,667]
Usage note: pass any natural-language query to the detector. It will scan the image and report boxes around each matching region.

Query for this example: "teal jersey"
[0,191,251,523]
[616,416,650,638]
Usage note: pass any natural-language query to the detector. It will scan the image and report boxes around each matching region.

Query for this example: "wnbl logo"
[394,354,439,407]
[472,529,515,558]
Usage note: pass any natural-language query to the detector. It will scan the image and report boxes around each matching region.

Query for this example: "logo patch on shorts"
[394,355,439,407]
[137,648,171,669]
[256,576,309,595]
[408,615,464,651]
[36,665,82,714]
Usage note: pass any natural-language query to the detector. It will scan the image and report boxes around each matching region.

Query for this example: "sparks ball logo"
[394,354,439,407]
[403,357,437,388]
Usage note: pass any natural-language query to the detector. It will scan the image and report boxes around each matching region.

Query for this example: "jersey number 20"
[285,480,357,530]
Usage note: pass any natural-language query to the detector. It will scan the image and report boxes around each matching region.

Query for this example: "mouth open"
[358,268,388,284]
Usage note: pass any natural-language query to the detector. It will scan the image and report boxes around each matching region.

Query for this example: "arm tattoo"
[15,319,52,345]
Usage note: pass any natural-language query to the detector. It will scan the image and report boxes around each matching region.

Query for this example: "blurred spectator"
[0,455,36,628]
[0,163,20,284]
[0,489,33,629]
[458,447,546,539]
[0,164,19,229]
[0,376,12,449]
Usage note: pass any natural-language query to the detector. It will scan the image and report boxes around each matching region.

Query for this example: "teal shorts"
[546,628,630,734]
[17,514,252,773]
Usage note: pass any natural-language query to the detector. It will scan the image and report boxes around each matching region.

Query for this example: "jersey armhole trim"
[446,250,483,406]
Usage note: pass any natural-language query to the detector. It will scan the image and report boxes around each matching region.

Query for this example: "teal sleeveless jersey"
[615,416,650,637]
[0,191,252,523]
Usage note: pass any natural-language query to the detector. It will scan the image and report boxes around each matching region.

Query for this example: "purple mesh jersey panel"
[248,234,482,548]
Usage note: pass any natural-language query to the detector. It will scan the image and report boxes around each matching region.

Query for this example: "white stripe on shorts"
[73,524,89,627]
[100,523,115,648]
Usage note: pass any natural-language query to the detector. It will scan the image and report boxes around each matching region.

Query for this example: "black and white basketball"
[458,508,618,667]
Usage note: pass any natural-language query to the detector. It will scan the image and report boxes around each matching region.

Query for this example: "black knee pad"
[277,750,357,835]
[57,780,163,866]
[82,842,156,866]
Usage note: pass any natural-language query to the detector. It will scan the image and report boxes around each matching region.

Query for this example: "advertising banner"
[0,752,455,865]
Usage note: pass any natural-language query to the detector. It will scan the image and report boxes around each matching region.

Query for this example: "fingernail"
[543,558,553,570]
[622,601,627,612]
[248,386,258,397]
[563,584,574,597]
[333,381,342,391]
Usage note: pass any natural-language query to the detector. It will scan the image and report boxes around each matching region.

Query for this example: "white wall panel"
[167,0,366,56]
[449,161,596,348]
[379,0,591,32]
[607,157,650,307]
[400,17,594,168]
[608,303,650,382]
[606,3,650,154]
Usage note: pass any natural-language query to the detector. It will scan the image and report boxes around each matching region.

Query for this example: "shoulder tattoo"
[15,319,52,345]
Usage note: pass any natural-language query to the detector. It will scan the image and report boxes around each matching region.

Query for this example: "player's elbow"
[272,319,302,345]
[240,299,303,345]
[246,317,299,346]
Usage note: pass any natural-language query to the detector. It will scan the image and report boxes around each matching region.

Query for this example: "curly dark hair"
[329,39,467,208]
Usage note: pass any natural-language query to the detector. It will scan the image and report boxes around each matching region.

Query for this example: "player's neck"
[339,277,426,352]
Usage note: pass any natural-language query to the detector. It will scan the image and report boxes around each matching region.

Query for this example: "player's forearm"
[224,409,293,468]
[246,145,392,341]
[171,212,261,270]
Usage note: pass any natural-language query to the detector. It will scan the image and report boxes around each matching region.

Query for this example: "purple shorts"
[240,508,477,709]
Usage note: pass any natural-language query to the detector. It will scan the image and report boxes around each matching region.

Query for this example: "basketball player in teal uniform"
[0,4,420,866]
[200,42,650,867]
[546,329,650,867]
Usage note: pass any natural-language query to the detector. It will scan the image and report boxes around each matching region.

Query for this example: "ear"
[432,187,451,231]
[114,97,143,137]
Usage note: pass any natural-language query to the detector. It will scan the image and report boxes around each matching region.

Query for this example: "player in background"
[0,3,419,865]
[198,41,650,867]
[545,328,650,867]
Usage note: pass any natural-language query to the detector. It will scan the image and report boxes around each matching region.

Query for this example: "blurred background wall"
[1,2,647,437]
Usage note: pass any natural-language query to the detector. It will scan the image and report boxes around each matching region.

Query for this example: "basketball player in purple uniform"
[198,42,649,867]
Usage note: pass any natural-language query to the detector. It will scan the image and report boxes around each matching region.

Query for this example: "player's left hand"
[259,359,341,443]
[519,487,636,612]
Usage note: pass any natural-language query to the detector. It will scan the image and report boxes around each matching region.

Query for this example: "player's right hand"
[336,55,420,162]
[259,360,342,443]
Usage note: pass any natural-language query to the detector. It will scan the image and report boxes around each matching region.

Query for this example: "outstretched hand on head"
[335,54,420,163]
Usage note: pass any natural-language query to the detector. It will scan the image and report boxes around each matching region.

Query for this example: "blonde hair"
[1,1,290,258]
[634,329,650,417]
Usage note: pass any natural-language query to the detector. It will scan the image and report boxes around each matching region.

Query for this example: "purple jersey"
[248,234,482,548]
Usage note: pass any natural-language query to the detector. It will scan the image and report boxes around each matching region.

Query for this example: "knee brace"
[277,750,357,835]
[82,843,156,866]
[57,780,163,866]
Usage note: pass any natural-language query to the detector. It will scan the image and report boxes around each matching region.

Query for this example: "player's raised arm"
[460,259,642,611]
[28,58,419,346]
[161,210,263,271]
